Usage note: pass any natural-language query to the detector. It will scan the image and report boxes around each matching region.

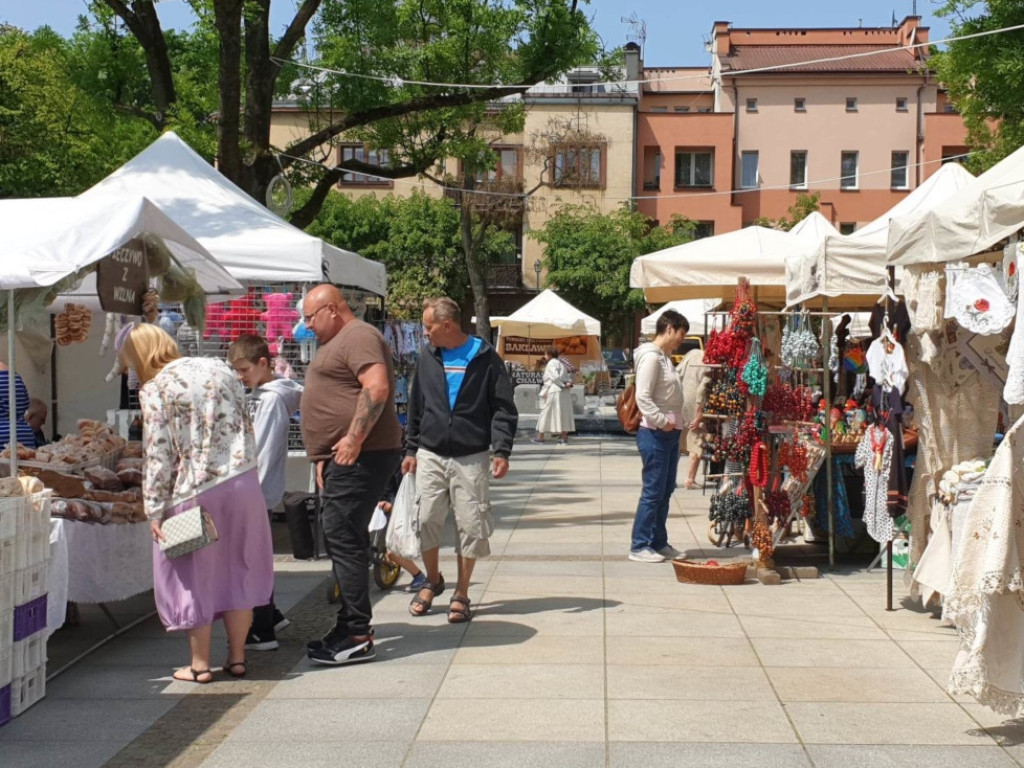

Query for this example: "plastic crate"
[0,571,12,617]
[12,633,45,679]
[14,562,46,605]
[0,496,20,542]
[13,595,46,642]
[0,609,11,652]
[14,512,48,572]
[0,645,11,688]
[0,684,10,728]
[10,665,44,717]
[0,537,14,577]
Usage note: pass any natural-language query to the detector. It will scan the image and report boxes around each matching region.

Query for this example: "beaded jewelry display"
[706,376,745,416]
[750,519,774,559]
[763,490,791,524]
[781,311,821,368]
[704,328,748,368]
[748,440,770,487]
[828,332,839,375]
[741,337,768,397]
[709,492,752,525]
[786,441,809,483]
[730,277,758,339]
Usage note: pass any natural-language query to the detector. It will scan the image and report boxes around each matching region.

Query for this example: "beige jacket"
[633,342,685,430]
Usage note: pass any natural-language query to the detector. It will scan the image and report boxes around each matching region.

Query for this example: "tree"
[90,0,596,225]
[933,0,1024,171]
[0,25,155,197]
[530,204,695,344]
[751,192,820,231]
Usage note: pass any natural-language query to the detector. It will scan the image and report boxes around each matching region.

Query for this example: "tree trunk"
[213,0,244,185]
[458,183,492,339]
[241,0,276,203]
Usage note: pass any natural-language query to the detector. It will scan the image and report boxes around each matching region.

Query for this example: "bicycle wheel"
[325,577,341,604]
[373,555,401,590]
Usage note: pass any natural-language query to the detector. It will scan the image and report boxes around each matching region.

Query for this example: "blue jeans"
[631,427,681,552]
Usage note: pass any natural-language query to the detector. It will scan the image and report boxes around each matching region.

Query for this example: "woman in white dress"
[532,347,575,445]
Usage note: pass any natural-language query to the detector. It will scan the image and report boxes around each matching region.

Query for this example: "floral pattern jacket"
[139,357,257,519]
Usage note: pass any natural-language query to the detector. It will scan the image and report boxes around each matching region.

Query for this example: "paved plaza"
[2,436,1020,767]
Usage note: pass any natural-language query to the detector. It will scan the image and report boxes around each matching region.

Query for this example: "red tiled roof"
[720,45,924,74]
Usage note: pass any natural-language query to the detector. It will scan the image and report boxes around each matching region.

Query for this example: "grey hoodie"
[246,376,304,509]
[633,342,685,430]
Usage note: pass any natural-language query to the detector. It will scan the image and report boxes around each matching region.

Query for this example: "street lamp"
[533,260,543,292]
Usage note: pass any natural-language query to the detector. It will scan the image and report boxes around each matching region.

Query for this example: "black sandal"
[447,595,472,624]
[409,582,440,616]
[173,667,214,684]
[223,661,247,679]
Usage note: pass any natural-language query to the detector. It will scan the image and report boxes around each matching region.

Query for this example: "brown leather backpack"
[616,381,641,434]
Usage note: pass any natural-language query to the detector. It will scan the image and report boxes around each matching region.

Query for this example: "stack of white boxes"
[0,490,52,727]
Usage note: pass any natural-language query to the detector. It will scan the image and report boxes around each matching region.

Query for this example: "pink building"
[636,17,969,236]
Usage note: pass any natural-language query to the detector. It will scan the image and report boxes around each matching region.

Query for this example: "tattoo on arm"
[349,387,387,442]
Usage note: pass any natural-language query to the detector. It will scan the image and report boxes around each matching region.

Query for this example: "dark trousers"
[321,450,401,636]
[251,594,276,634]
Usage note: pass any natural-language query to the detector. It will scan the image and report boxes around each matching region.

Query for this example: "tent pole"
[823,295,834,569]
[8,291,17,476]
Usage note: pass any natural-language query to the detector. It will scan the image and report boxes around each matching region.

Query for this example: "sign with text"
[97,239,148,315]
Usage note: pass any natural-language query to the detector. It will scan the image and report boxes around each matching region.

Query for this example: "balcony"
[486,264,523,290]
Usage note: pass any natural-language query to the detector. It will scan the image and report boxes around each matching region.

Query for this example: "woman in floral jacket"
[121,324,273,684]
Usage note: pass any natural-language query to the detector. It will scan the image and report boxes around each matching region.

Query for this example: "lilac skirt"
[153,469,274,631]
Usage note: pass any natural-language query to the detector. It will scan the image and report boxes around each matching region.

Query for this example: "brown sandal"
[173,667,213,684]
[223,661,247,678]
[447,595,472,624]
[409,582,440,616]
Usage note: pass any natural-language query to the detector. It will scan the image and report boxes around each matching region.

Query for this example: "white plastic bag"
[368,503,388,533]
[385,472,420,559]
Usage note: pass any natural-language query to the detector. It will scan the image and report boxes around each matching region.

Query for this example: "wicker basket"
[671,559,748,585]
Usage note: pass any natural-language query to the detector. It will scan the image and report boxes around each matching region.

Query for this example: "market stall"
[640,298,722,337]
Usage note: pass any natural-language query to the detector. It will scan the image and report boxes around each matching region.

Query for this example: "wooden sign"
[97,238,148,315]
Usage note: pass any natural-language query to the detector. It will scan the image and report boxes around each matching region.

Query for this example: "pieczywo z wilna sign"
[97,239,148,315]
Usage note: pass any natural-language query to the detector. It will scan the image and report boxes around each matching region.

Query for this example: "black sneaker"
[273,609,290,632]
[306,623,346,653]
[307,634,375,666]
[244,628,279,651]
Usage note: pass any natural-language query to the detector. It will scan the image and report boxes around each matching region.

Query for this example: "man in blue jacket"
[403,297,518,624]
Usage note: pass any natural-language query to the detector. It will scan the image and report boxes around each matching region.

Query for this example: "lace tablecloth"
[48,518,153,617]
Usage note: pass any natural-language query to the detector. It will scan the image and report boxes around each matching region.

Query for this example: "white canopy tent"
[787,163,976,306]
[788,211,839,242]
[630,226,821,303]
[493,289,601,338]
[888,144,1024,265]
[640,298,722,336]
[80,131,387,294]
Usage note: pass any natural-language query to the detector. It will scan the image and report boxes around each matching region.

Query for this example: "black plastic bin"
[282,491,319,560]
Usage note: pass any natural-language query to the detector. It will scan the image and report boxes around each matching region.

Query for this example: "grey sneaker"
[628,548,666,563]
[656,545,683,560]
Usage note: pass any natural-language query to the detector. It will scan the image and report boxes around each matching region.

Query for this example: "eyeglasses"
[302,304,330,324]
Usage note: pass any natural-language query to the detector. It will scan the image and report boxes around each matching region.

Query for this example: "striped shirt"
[0,371,36,449]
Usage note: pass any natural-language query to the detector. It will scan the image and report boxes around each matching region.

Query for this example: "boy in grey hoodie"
[229,334,305,650]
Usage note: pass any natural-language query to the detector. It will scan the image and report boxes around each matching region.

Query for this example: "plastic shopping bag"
[385,472,421,559]
[368,503,388,533]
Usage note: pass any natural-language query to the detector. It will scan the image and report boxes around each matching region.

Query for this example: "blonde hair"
[121,324,182,385]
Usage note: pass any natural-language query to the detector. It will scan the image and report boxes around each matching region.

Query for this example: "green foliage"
[0,25,156,197]
[751,192,820,231]
[530,204,694,339]
[305,189,511,318]
[933,0,1024,170]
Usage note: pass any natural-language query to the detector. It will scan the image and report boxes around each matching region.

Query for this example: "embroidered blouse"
[139,357,257,519]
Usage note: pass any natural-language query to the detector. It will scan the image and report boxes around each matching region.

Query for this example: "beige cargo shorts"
[416,448,493,559]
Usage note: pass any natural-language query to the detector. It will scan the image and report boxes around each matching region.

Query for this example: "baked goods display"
[54,303,92,346]
[1,419,126,469]
[26,464,146,525]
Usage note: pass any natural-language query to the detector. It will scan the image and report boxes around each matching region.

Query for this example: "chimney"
[711,21,732,54]
[624,42,642,83]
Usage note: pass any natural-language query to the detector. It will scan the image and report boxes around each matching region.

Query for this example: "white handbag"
[160,506,219,559]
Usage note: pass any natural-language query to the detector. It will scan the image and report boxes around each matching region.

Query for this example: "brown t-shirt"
[300,320,402,460]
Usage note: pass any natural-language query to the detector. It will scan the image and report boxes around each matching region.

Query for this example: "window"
[741,151,759,189]
[942,146,969,164]
[673,106,691,113]
[552,144,605,188]
[891,150,909,189]
[650,106,668,113]
[693,221,715,240]
[471,147,520,183]
[896,97,908,112]
[840,151,859,190]
[845,97,858,112]
[338,145,391,185]
[643,148,661,191]
[675,150,714,188]
[746,98,758,112]
[790,151,808,189]
[839,222,856,235]
[943,102,958,114]
[794,97,806,112]
[697,107,712,113]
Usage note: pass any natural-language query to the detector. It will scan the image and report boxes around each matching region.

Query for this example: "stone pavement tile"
[607,742,812,767]
[417,698,605,742]
[0,741,125,768]
[0,698,180,742]
[924,668,973,702]
[605,574,721,596]
[726,592,863,619]
[436,663,604,700]
[606,665,776,701]
[467,604,605,636]
[606,636,758,667]
[500,541,605,557]
[805,744,1018,767]
[225,698,430,743]
[785,702,995,745]
[266,663,449,699]
[608,699,798,743]
[895,639,960,669]
[884,625,960,642]
[80,637,195,667]
[404,741,605,768]
[603,584,734,613]
[766,666,950,703]
[493,559,604,578]
[750,638,917,669]
[505,527,605,544]
[454,634,604,665]
[199,741,408,768]
[44,664,185,700]
[482,574,605,597]
[960,702,1024,752]
[604,606,746,638]
[738,614,888,640]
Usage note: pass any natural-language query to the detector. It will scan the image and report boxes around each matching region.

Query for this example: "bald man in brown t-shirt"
[300,284,401,666]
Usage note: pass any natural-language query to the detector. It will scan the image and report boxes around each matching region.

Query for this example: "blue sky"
[4,1,954,67]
